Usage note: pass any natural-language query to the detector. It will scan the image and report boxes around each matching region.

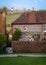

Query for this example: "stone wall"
[12,41,46,52]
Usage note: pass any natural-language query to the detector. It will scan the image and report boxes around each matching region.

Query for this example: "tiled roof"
[12,11,46,25]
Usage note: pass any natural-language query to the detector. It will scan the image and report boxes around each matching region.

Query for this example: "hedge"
[12,29,22,41]
[0,35,7,53]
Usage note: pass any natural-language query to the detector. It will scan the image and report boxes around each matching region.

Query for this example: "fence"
[12,41,46,52]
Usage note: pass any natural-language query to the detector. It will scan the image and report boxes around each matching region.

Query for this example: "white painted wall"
[13,25,42,32]
[13,24,43,41]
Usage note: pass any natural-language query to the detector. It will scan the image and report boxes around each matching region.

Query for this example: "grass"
[6,14,21,25]
[6,14,21,31]
[0,56,46,65]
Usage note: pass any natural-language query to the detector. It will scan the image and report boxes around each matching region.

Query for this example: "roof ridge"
[12,11,46,25]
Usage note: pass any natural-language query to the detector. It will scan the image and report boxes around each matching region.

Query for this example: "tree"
[12,29,22,41]
[0,35,7,54]
[0,35,7,49]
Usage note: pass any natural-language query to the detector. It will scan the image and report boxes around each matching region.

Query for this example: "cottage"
[9,10,46,41]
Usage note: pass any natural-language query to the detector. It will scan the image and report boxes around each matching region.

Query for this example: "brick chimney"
[2,8,6,17]
[0,8,6,35]
[32,7,34,11]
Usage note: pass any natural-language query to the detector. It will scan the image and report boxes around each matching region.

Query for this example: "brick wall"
[12,41,46,52]
[0,8,6,35]
[0,16,6,35]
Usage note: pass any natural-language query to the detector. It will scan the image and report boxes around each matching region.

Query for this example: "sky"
[0,0,46,10]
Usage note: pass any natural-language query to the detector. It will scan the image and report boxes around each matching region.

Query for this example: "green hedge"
[12,29,22,41]
[0,35,7,54]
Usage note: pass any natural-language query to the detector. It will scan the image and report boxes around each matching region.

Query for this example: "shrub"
[0,35,7,53]
[32,34,40,41]
[12,29,22,41]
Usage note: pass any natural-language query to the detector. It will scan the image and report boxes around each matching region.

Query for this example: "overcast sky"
[0,0,46,10]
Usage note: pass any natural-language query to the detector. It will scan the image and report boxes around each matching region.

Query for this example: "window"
[29,25,41,32]
[44,24,46,32]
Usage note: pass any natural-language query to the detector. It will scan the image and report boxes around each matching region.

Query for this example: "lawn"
[0,56,46,65]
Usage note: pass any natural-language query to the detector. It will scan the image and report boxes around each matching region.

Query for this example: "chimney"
[2,8,6,34]
[2,8,6,17]
[32,7,34,11]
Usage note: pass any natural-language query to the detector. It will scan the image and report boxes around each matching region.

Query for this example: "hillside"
[6,13,21,31]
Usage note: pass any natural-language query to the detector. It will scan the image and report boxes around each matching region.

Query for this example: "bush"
[12,29,22,41]
[32,34,40,41]
[0,35,7,52]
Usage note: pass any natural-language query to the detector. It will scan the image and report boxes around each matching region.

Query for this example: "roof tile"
[12,11,46,25]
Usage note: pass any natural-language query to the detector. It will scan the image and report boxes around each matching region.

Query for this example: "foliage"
[0,47,6,54]
[32,34,40,41]
[12,29,22,41]
[6,14,21,31]
[0,35,7,50]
